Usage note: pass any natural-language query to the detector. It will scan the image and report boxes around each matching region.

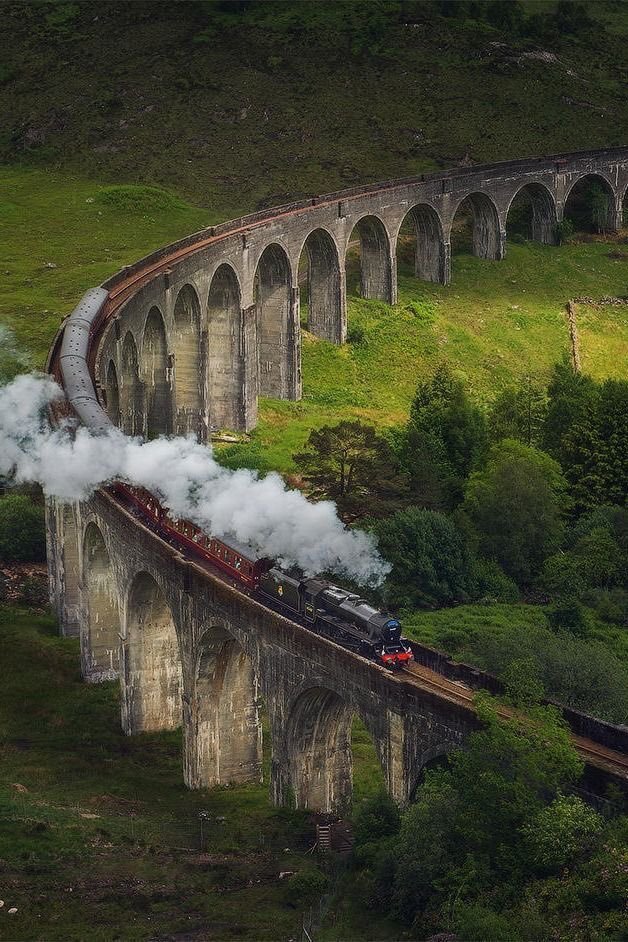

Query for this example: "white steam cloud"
[0,373,389,585]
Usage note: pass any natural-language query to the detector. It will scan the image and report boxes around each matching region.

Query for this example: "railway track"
[402,661,628,779]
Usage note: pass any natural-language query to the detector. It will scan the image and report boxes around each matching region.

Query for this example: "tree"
[522,795,603,872]
[462,439,569,585]
[293,420,409,521]
[0,494,46,563]
[542,360,598,467]
[375,507,473,608]
[489,376,547,447]
[559,379,628,514]
[401,365,487,510]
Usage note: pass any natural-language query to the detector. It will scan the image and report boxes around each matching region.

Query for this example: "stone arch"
[82,521,120,682]
[505,182,558,244]
[450,192,503,260]
[254,243,296,399]
[60,502,81,636]
[396,203,447,284]
[120,332,144,436]
[298,228,344,343]
[123,572,182,734]
[408,742,457,801]
[284,686,354,813]
[173,284,203,438]
[563,173,618,233]
[184,625,262,789]
[141,306,172,439]
[345,215,393,302]
[104,360,120,425]
[207,264,244,430]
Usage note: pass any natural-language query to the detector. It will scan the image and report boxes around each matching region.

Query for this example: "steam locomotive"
[110,483,413,670]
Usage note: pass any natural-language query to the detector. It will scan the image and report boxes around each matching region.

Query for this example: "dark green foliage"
[390,699,582,927]
[558,379,628,514]
[462,440,569,585]
[545,598,591,636]
[456,621,628,723]
[469,556,519,603]
[0,494,46,562]
[375,508,473,608]
[521,794,603,873]
[353,791,401,850]
[401,364,487,510]
[542,360,598,465]
[294,420,409,521]
[554,217,575,245]
[489,377,547,447]
[285,867,328,906]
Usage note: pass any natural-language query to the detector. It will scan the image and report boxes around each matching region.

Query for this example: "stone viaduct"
[46,148,628,814]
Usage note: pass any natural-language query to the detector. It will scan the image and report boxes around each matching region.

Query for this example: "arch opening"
[104,360,120,426]
[563,173,617,234]
[123,572,182,734]
[450,192,502,260]
[207,265,244,430]
[254,243,294,398]
[345,216,392,302]
[82,522,120,681]
[408,744,455,802]
[141,307,172,439]
[506,183,557,245]
[186,625,262,789]
[298,229,343,343]
[173,285,203,439]
[396,203,446,284]
[120,332,144,437]
[283,687,387,815]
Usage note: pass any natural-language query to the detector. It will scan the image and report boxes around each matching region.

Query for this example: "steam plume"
[0,373,389,585]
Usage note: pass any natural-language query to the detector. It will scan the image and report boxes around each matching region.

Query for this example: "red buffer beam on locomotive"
[109,483,413,671]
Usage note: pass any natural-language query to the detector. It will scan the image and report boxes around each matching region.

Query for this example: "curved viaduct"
[46,148,628,814]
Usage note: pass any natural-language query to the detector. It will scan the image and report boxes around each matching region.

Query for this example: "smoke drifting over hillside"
[0,373,389,585]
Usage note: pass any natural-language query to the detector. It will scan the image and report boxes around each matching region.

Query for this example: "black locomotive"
[258,569,412,669]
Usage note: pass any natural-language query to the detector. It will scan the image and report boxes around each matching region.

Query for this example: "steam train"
[110,483,413,670]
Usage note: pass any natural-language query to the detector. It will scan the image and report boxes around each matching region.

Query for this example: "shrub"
[285,867,328,906]
[554,218,575,245]
[347,323,366,345]
[0,495,46,563]
[94,185,186,213]
[470,557,519,603]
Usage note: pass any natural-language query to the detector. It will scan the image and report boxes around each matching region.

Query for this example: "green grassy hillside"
[0,1,627,215]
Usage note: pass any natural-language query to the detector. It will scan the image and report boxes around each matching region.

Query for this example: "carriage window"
[235,557,242,570]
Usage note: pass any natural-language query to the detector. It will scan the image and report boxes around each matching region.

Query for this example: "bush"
[554,218,575,245]
[285,867,328,906]
[347,323,366,345]
[470,557,519,603]
[0,495,46,563]
[546,599,591,636]
[94,185,186,213]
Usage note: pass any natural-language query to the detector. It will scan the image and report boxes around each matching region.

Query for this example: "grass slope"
[0,606,385,941]
[0,2,627,214]
[255,240,628,469]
